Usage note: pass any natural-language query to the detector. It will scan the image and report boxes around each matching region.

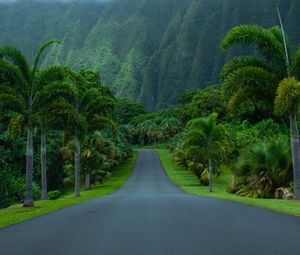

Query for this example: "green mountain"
[1,0,300,109]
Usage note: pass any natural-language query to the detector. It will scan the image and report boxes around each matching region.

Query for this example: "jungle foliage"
[0,44,132,208]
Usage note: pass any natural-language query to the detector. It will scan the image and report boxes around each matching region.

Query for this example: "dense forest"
[1,0,300,214]
[1,0,300,109]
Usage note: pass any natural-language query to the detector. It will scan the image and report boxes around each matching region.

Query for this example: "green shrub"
[200,169,209,186]
[48,190,63,200]
[231,136,292,198]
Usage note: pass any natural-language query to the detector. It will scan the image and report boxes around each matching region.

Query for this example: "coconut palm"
[184,113,224,192]
[0,41,60,207]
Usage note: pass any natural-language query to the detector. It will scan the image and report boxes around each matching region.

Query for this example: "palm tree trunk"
[24,125,34,207]
[208,158,213,192]
[85,172,91,190]
[74,137,81,197]
[290,109,300,199]
[40,128,48,200]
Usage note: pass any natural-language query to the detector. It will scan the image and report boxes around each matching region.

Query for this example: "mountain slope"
[0,0,299,109]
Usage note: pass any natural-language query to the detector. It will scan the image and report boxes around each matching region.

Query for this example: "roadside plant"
[0,41,60,206]
[183,113,224,192]
[232,136,292,198]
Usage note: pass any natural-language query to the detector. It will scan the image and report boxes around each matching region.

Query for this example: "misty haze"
[1,1,300,255]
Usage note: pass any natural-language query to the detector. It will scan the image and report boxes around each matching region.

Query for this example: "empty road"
[1,149,300,255]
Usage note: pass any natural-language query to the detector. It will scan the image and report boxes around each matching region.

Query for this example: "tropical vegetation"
[1,5,300,223]
[0,43,133,209]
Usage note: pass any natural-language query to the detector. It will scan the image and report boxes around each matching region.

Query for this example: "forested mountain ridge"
[1,0,300,109]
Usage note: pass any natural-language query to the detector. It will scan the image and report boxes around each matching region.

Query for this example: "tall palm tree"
[221,23,300,199]
[62,131,115,190]
[66,70,116,197]
[184,113,224,192]
[275,77,300,199]
[275,9,300,199]
[220,25,287,120]
[35,66,76,200]
[0,41,60,206]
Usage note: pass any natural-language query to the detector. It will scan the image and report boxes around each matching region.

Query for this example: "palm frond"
[220,56,270,82]
[221,66,277,101]
[221,25,286,76]
[274,77,300,115]
[43,101,86,132]
[37,65,66,85]
[0,93,26,114]
[0,59,29,99]
[35,80,76,108]
[32,40,61,78]
[0,46,31,82]
[89,115,117,134]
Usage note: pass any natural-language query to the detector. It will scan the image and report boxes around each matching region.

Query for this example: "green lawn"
[157,149,300,217]
[0,152,137,228]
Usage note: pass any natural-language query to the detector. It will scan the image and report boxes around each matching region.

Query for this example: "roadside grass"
[0,152,137,228]
[157,149,300,217]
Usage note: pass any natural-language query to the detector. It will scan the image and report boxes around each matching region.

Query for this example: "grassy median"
[157,149,300,217]
[0,152,136,228]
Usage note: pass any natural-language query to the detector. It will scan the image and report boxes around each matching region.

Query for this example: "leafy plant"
[232,136,292,198]
[48,190,63,200]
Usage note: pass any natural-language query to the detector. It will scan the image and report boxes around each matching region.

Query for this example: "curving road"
[1,149,300,255]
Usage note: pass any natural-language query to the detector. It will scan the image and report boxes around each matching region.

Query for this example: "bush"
[200,169,209,186]
[48,190,63,200]
[230,136,292,198]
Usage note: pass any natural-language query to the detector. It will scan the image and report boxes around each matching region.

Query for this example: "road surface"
[1,149,300,255]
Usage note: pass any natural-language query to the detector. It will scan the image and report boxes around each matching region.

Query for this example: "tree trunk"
[208,158,213,193]
[40,129,48,200]
[24,126,34,207]
[290,110,300,199]
[85,172,91,190]
[74,137,81,197]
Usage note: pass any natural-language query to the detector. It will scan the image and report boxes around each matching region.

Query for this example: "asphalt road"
[1,149,300,255]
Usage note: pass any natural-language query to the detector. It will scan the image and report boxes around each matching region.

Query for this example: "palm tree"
[275,77,300,199]
[184,113,224,192]
[62,131,115,190]
[34,66,76,200]
[275,9,300,199]
[0,41,60,207]
[221,22,300,199]
[220,25,288,121]
[66,70,116,197]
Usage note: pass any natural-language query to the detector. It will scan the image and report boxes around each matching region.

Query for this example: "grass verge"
[157,149,300,217]
[0,152,137,228]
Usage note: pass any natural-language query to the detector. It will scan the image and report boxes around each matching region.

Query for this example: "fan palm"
[184,113,224,192]
[234,136,292,198]
[0,41,60,206]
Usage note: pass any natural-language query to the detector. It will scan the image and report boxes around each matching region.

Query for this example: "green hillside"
[1,0,300,109]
